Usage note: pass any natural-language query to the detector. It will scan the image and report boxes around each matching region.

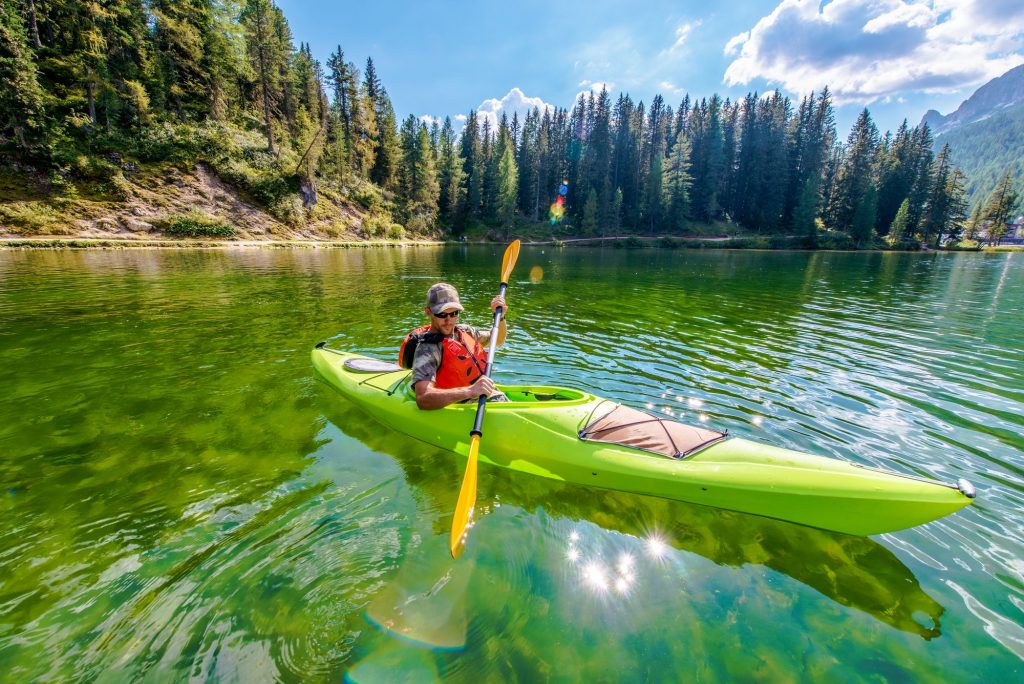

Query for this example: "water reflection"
[319,390,946,645]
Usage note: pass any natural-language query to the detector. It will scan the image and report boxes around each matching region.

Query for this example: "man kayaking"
[399,282,508,410]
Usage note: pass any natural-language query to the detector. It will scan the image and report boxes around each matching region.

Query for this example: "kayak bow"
[312,347,975,536]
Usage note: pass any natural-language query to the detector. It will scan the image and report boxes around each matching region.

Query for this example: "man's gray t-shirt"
[411,324,489,387]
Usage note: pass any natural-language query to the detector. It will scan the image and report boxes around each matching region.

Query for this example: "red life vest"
[399,324,488,389]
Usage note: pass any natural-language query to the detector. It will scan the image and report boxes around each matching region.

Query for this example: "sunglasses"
[434,310,460,320]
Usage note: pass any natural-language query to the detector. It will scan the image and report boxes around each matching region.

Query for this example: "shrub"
[160,212,235,238]
[768,235,814,250]
[132,122,230,164]
[353,183,382,211]
[387,223,405,240]
[720,237,769,249]
[882,236,923,251]
[362,212,390,238]
[659,236,681,249]
[817,231,856,250]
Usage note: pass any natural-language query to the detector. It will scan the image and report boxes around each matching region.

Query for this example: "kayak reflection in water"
[398,282,509,410]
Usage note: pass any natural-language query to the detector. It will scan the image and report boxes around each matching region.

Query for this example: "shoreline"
[0,236,1015,252]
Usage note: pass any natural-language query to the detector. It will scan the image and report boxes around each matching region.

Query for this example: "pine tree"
[889,198,910,242]
[151,1,224,120]
[585,87,613,220]
[851,184,878,248]
[964,202,983,242]
[688,95,724,222]
[460,110,482,222]
[830,108,878,235]
[294,106,325,206]
[611,188,623,232]
[351,67,377,177]
[643,153,664,230]
[918,144,966,246]
[326,47,353,165]
[785,88,834,234]
[412,123,440,228]
[905,124,934,231]
[241,0,282,153]
[481,118,499,221]
[497,141,519,233]
[980,173,1020,245]
[371,89,400,189]
[582,188,599,235]
[662,129,692,230]
[792,177,820,244]
[437,117,465,227]
[516,107,539,218]
[397,115,440,229]
[0,1,46,149]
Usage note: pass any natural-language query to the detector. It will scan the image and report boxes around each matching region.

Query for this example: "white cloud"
[475,87,555,132]
[419,115,441,127]
[575,80,615,103]
[454,114,467,122]
[724,32,748,56]
[662,21,701,56]
[578,79,616,91]
[659,80,685,95]
[723,0,1024,104]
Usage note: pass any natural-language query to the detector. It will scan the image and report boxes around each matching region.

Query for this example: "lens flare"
[529,265,544,283]
[549,182,569,224]
[646,535,668,559]
[583,562,609,592]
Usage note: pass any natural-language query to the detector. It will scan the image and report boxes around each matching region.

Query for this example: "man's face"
[426,306,460,335]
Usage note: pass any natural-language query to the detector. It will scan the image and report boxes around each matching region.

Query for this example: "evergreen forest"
[0,0,1014,246]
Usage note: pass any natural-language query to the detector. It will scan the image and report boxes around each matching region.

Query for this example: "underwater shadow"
[315,383,945,641]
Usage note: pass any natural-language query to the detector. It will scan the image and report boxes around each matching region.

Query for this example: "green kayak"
[312,345,974,536]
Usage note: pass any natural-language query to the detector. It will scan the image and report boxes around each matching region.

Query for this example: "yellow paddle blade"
[450,434,480,558]
[500,240,521,284]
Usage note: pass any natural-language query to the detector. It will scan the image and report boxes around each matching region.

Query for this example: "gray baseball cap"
[426,282,464,314]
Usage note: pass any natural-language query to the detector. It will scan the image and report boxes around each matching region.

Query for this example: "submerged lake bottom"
[0,247,1021,681]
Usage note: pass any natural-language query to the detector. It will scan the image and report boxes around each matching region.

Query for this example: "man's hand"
[490,295,507,318]
[467,375,496,400]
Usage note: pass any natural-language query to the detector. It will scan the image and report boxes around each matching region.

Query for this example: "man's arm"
[414,376,496,410]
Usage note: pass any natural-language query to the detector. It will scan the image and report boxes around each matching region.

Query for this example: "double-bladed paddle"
[450,239,521,558]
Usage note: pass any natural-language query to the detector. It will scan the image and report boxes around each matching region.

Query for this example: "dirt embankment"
[0,162,368,242]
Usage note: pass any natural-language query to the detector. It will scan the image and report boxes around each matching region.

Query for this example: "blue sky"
[277,0,1024,139]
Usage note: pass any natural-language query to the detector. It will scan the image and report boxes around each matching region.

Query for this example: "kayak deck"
[312,347,974,536]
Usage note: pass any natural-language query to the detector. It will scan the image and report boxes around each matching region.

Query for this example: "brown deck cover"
[579,404,727,459]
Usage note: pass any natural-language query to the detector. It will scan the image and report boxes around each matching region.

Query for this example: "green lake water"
[0,246,1021,682]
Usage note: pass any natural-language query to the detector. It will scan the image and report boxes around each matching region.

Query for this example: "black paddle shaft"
[470,282,507,437]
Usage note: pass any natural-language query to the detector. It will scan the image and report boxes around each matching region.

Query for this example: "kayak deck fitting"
[312,345,975,536]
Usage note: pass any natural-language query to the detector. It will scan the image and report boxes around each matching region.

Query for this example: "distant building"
[1010,216,1024,239]
[982,215,1024,244]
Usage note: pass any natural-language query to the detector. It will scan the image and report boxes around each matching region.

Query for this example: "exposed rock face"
[122,218,153,232]
[921,64,1024,135]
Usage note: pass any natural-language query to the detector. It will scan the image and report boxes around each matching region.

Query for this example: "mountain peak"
[923,64,1024,136]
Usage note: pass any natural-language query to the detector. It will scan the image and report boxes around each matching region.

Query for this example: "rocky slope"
[0,162,367,241]
[922,64,1024,136]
